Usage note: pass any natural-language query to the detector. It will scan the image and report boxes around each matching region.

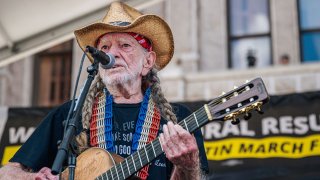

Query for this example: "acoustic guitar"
[61,77,269,180]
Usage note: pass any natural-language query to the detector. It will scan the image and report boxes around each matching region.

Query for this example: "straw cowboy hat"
[74,1,174,70]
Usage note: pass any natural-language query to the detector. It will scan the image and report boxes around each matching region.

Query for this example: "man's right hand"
[0,162,58,180]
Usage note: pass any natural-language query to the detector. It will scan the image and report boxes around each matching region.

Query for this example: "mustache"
[112,60,127,69]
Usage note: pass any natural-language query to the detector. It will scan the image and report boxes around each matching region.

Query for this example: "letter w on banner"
[0,107,51,166]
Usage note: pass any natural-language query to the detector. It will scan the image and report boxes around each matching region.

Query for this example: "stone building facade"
[1,0,320,107]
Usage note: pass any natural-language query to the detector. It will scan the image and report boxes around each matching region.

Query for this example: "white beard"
[101,70,139,86]
[100,56,145,87]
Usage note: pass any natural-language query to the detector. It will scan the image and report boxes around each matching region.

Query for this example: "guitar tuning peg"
[244,112,252,120]
[220,91,226,98]
[256,106,264,114]
[246,79,249,83]
[231,118,240,125]
[233,86,238,89]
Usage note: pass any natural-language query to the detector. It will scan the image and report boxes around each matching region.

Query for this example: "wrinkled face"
[96,33,154,86]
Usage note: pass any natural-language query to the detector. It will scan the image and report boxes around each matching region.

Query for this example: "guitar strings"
[104,105,246,180]
[105,139,162,179]
[99,83,256,179]
[98,103,212,180]
[105,112,208,179]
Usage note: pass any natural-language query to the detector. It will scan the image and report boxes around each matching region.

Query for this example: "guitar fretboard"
[95,106,210,180]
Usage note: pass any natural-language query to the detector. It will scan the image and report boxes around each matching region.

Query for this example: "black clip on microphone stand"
[51,48,100,178]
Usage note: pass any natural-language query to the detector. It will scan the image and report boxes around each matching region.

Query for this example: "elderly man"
[0,2,208,180]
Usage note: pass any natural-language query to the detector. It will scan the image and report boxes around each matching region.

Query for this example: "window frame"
[227,0,273,68]
[32,41,73,107]
[297,0,320,62]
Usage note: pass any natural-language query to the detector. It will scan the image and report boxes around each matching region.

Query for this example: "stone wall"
[68,0,320,103]
[1,0,320,106]
[158,0,320,102]
[160,63,320,102]
[270,0,300,65]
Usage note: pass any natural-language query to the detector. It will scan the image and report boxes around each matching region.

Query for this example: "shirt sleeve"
[10,102,71,171]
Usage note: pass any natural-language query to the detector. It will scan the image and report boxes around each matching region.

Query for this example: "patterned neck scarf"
[89,88,161,179]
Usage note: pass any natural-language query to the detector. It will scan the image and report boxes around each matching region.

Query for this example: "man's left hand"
[159,121,200,171]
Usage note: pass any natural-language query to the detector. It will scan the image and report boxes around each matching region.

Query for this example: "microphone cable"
[64,50,87,133]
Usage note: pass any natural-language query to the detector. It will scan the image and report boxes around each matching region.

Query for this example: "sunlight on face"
[96,33,148,86]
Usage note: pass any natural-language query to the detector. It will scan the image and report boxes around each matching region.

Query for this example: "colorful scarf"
[89,88,161,179]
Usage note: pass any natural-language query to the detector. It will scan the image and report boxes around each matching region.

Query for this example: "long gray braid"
[144,68,177,123]
[75,75,104,153]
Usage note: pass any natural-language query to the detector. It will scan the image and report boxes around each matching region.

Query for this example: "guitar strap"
[89,88,161,180]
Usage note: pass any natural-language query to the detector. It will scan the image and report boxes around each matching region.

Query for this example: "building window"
[298,0,320,62]
[33,41,72,107]
[228,0,272,69]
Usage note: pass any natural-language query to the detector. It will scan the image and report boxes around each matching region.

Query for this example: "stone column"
[270,0,300,65]
[199,0,228,72]
[0,68,6,105]
[2,57,34,107]
[164,0,199,73]
[21,56,34,106]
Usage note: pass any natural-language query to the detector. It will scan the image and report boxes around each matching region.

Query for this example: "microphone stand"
[68,152,76,180]
[51,55,100,176]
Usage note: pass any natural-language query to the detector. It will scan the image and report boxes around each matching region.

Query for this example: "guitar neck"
[90,77,269,180]
[95,106,211,180]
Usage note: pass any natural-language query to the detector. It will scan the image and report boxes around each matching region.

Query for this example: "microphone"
[86,46,115,69]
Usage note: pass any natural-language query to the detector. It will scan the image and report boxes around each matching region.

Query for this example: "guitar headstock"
[208,77,269,124]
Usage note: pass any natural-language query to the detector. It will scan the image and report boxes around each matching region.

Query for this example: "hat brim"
[74,14,174,70]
